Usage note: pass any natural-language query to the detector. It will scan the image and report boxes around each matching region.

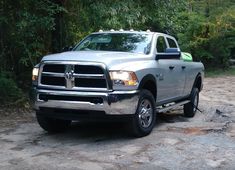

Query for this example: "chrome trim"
[42,72,105,79]
[37,89,109,97]
[73,73,105,79]
[156,100,190,113]
[37,85,109,92]
[31,88,139,115]
[64,64,75,89]
[42,72,64,77]
[38,60,113,91]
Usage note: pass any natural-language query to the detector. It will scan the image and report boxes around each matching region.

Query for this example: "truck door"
[166,37,186,98]
[155,36,186,103]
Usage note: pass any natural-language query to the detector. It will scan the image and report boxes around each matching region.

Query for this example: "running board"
[156,100,190,113]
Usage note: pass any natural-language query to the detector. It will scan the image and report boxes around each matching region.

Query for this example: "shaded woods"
[0,0,234,105]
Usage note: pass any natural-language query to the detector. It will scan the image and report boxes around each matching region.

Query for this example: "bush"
[177,7,235,68]
[0,72,24,105]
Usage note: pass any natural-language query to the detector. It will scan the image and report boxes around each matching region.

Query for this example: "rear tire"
[129,89,156,137]
[183,88,199,118]
[36,112,71,133]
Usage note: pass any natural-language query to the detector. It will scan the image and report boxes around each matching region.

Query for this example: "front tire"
[184,88,199,118]
[130,90,156,137]
[36,112,71,133]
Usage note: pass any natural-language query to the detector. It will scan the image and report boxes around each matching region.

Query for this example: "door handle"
[169,65,175,70]
[182,66,186,69]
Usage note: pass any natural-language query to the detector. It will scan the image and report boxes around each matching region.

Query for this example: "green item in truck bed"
[181,52,193,62]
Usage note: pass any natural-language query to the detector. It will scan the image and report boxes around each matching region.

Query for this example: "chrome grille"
[39,62,108,90]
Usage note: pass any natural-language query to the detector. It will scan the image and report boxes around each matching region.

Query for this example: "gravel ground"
[0,76,235,170]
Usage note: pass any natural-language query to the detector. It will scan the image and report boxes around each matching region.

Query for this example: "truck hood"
[41,51,150,70]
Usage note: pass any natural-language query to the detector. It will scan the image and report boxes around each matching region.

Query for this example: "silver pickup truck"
[31,30,204,137]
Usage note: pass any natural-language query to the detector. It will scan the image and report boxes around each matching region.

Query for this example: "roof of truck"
[92,29,173,38]
[93,29,159,34]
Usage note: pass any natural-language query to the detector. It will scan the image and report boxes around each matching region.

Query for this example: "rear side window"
[167,38,177,48]
[156,36,167,53]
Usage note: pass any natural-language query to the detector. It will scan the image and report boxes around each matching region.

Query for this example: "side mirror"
[156,48,181,60]
[165,48,180,53]
[61,46,74,52]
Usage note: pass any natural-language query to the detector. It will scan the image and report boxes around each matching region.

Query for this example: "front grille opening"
[41,76,65,86]
[39,63,108,89]
[39,108,107,120]
[75,78,107,88]
[74,65,104,74]
[39,94,103,104]
[43,64,65,73]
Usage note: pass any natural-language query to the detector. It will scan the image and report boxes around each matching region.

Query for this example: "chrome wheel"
[130,89,156,137]
[138,99,153,128]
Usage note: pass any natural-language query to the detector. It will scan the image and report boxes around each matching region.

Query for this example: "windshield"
[74,33,152,54]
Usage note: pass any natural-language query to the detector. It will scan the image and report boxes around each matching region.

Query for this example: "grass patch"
[205,66,235,77]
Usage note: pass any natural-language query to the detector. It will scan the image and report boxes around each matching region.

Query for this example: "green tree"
[0,0,234,105]
[176,0,235,67]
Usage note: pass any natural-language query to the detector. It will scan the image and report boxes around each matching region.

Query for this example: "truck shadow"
[44,111,189,141]
[67,121,131,141]
[158,112,189,124]
[32,111,189,144]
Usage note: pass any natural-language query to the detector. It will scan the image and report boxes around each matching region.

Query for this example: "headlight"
[109,71,138,86]
[32,67,39,81]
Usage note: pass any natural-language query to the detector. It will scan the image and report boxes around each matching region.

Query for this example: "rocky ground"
[0,76,235,170]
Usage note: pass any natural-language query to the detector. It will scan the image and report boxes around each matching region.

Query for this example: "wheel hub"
[138,99,153,128]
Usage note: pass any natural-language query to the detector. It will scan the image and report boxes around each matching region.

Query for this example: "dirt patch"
[0,107,34,128]
[164,126,208,135]
[0,76,235,170]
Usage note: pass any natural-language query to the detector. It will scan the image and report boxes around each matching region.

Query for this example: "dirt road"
[0,76,235,170]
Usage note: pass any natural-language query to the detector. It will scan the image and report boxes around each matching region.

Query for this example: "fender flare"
[138,74,157,98]
[192,73,202,92]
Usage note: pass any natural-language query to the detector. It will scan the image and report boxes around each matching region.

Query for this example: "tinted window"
[156,36,167,53]
[74,33,152,54]
[167,38,177,48]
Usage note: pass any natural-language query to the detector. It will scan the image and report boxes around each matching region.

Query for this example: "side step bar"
[156,100,190,113]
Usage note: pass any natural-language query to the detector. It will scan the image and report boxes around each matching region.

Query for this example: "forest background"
[0,0,234,106]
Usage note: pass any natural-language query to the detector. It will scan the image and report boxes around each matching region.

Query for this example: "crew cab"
[31,30,204,137]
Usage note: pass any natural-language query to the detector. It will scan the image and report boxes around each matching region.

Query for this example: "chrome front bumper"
[31,88,139,115]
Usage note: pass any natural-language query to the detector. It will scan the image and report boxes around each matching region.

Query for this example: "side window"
[156,36,167,53]
[167,38,177,48]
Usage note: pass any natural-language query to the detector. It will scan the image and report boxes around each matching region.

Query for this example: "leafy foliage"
[0,72,23,105]
[63,0,185,44]
[0,0,235,104]
[0,0,64,71]
[177,0,235,67]
[0,0,64,103]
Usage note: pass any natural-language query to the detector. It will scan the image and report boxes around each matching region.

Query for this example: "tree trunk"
[51,0,66,53]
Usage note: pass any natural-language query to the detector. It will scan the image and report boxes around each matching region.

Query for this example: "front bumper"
[30,88,139,115]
